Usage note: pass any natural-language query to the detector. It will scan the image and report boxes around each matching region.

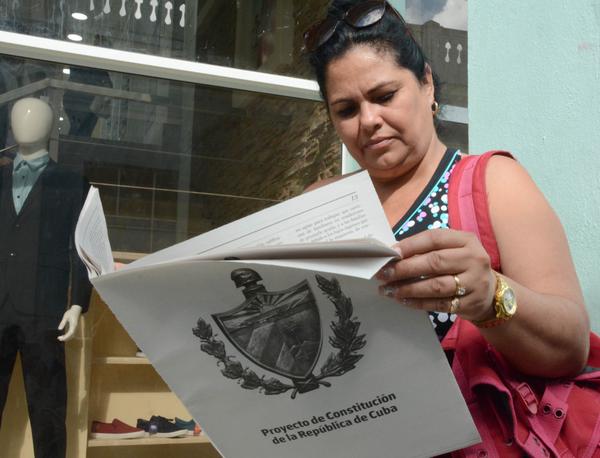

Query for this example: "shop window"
[0,56,340,256]
[406,0,468,152]
[0,0,329,78]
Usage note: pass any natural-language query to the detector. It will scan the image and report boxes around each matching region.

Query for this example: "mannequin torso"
[6,97,89,340]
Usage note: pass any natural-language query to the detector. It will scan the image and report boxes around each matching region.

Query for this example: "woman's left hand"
[376,229,496,321]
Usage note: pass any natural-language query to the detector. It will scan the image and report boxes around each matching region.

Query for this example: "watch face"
[502,288,517,314]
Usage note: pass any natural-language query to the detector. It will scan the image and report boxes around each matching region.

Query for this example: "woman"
[304,0,589,380]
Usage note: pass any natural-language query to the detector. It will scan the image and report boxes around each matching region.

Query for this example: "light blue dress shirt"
[12,152,50,214]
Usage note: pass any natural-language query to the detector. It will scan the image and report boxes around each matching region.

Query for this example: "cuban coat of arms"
[192,268,366,398]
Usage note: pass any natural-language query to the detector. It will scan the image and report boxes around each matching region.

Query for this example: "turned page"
[75,186,114,278]
[125,171,397,278]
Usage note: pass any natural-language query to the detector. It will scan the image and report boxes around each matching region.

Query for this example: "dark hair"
[308,0,441,105]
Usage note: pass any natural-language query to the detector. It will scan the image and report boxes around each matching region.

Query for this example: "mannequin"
[9,98,85,340]
[0,97,92,458]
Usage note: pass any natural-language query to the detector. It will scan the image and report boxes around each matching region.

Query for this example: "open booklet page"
[75,186,114,278]
[91,171,480,458]
[125,171,397,278]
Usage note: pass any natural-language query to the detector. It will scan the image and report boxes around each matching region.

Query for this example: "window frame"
[0,26,467,174]
[0,30,321,101]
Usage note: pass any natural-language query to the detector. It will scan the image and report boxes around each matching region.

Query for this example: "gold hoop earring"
[431,101,440,116]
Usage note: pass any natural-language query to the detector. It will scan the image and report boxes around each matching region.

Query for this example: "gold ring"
[454,275,466,297]
[449,297,460,314]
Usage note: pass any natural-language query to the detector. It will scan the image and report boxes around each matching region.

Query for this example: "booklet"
[81,172,480,458]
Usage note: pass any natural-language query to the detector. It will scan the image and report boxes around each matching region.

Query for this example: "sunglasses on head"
[303,0,406,53]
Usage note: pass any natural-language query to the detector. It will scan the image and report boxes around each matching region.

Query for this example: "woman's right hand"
[374,229,497,323]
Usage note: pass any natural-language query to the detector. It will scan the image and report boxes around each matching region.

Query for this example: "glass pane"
[406,0,468,151]
[0,0,330,78]
[0,1,467,150]
[406,0,467,30]
[0,55,340,255]
[0,51,339,457]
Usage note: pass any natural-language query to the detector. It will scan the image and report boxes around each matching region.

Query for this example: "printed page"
[75,186,114,279]
[93,260,480,458]
[128,171,396,277]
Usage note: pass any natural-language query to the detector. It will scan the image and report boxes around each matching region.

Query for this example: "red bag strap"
[448,150,514,271]
[443,150,514,350]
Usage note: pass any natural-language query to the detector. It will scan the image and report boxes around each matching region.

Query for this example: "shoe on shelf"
[91,419,146,440]
[137,416,188,438]
[136,418,154,434]
[175,417,202,436]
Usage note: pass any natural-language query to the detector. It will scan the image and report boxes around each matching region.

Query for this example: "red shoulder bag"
[444,151,600,458]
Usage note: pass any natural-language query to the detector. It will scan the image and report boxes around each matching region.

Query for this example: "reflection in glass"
[404,0,469,152]
[0,55,340,255]
[0,0,331,78]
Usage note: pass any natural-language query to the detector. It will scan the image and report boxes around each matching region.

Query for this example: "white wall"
[469,1,600,329]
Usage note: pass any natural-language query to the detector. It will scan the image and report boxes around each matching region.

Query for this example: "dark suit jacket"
[0,160,92,318]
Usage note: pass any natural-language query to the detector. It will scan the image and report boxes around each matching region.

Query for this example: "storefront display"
[0,1,468,457]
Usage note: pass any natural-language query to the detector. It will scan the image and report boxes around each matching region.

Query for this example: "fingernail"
[392,244,403,259]
[399,298,413,307]
[380,286,396,298]
[376,267,394,281]
[382,267,394,280]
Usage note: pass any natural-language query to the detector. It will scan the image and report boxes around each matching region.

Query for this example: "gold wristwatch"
[473,273,517,328]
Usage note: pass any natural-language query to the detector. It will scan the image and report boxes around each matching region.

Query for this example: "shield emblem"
[213,279,322,380]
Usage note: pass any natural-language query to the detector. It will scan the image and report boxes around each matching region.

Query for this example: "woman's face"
[325,45,436,181]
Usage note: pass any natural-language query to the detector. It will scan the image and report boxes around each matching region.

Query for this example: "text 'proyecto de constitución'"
[260,393,398,445]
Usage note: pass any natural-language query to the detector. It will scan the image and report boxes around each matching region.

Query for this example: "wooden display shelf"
[86,298,220,457]
[112,251,147,263]
[88,435,210,447]
[93,356,152,365]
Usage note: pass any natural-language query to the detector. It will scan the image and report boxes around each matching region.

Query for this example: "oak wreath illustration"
[193,268,367,398]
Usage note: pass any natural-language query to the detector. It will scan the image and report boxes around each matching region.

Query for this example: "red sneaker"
[91,419,146,439]
[193,424,202,436]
